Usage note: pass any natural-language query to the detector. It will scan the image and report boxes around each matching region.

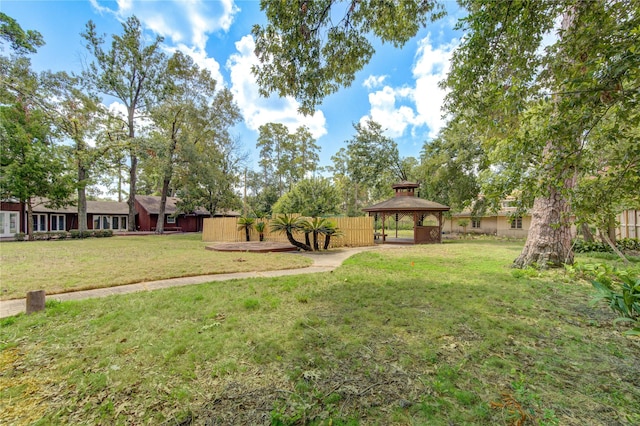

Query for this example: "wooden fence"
[202,216,374,248]
[617,209,639,239]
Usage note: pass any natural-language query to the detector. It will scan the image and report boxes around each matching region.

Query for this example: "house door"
[0,211,20,238]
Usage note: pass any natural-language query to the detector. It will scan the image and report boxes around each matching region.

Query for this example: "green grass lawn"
[0,234,311,300]
[1,240,639,425]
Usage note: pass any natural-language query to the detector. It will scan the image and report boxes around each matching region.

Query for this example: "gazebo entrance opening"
[363,182,450,244]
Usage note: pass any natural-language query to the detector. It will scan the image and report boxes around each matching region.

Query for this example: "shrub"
[618,238,640,251]
[590,269,640,336]
[573,238,640,254]
[14,232,26,241]
[72,229,114,238]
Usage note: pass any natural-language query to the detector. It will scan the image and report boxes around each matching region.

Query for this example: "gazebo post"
[381,213,386,243]
[395,213,398,238]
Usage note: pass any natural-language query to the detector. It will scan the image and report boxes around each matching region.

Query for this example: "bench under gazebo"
[363,181,450,244]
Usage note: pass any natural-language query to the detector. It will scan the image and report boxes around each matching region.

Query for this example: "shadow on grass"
[2,243,639,425]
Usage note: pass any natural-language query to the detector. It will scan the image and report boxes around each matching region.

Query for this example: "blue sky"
[2,0,465,169]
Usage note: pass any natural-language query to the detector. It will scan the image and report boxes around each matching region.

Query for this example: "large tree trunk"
[127,153,137,231]
[157,176,171,234]
[157,134,178,234]
[127,108,137,231]
[77,166,88,232]
[514,5,579,270]
[26,199,34,241]
[513,185,574,268]
[607,216,617,245]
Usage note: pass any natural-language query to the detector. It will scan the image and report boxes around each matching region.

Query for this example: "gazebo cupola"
[392,181,420,197]
[363,181,450,244]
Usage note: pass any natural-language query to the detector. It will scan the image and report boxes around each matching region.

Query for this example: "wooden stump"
[26,290,46,314]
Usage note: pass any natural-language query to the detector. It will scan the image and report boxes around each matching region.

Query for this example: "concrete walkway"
[0,246,378,318]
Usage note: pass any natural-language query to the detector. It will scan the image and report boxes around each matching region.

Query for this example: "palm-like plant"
[300,217,324,251]
[301,218,342,251]
[255,221,266,241]
[320,220,343,250]
[237,216,255,242]
[270,214,311,251]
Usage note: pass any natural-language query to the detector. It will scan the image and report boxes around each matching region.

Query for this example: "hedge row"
[14,230,114,241]
[573,238,640,253]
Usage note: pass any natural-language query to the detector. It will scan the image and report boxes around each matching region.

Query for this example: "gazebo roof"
[362,196,450,213]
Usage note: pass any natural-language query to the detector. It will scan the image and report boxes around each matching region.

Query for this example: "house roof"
[363,196,450,213]
[22,196,237,217]
[215,209,242,217]
[30,198,129,215]
[30,199,77,214]
[452,209,525,218]
[134,195,210,216]
[87,200,129,215]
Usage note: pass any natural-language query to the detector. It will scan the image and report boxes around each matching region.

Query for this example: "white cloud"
[90,0,238,48]
[116,0,134,12]
[213,0,239,32]
[361,34,457,140]
[363,75,387,90]
[89,0,238,86]
[227,35,327,139]
[362,86,417,137]
[106,101,128,120]
[411,35,456,138]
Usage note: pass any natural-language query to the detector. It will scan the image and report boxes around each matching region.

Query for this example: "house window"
[33,214,47,232]
[51,214,65,231]
[166,216,176,224]
[510,216,523,229]
[471,219,481,229]
[10,213,17,234]
[94,215,127,230]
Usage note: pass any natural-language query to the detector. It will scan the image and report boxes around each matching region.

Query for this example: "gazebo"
[363,181,450,244]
